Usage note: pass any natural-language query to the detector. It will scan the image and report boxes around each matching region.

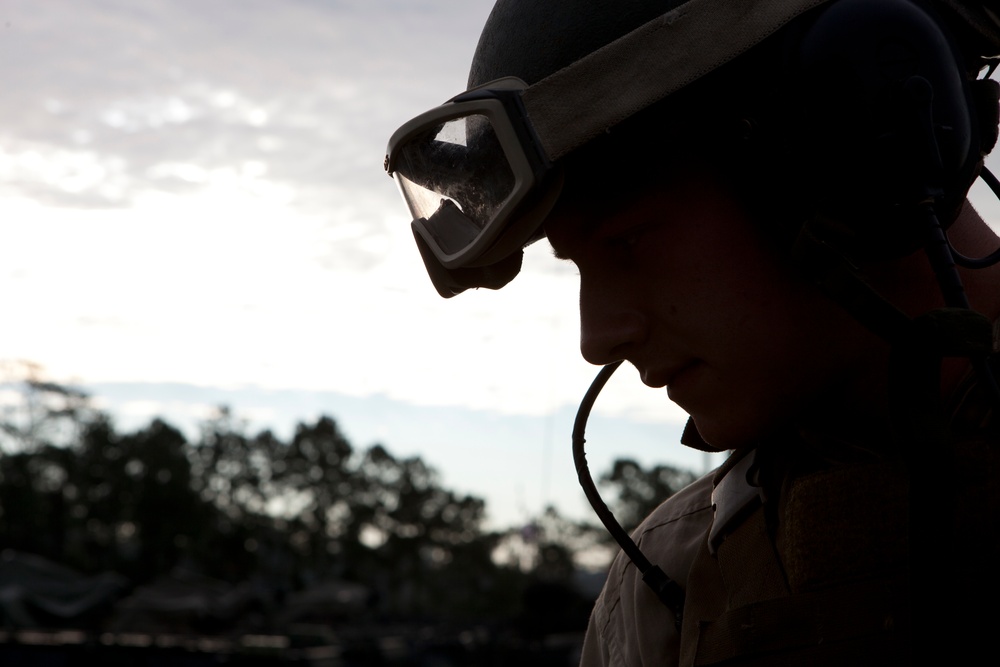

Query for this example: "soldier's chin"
[686,412,781,454]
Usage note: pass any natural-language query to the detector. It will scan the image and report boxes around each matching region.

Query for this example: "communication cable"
[572,359,685,626]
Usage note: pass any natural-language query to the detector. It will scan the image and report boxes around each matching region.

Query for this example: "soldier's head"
[386,0,1000,447]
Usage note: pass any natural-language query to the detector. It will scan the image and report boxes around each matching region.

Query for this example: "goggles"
[385,77,561,296]
[385,0,830,297]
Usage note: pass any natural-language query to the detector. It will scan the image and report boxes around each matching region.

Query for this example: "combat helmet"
[386,0,1000,297]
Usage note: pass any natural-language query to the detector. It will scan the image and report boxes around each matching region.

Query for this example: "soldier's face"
[545,166,888,449]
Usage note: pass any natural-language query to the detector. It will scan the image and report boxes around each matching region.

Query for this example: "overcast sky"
[2,1,998,528]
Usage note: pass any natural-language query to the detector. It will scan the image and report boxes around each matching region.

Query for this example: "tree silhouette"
[599,458,698,533]
[0,360,96,453]
[0,369,700,638]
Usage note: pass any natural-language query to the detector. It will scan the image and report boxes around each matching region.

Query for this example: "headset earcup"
[788,0,979,261]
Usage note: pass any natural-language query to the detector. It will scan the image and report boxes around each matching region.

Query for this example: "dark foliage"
[0,373,694,644]
[598,458,699,534]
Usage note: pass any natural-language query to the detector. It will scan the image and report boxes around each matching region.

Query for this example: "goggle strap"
[522,0,829,161]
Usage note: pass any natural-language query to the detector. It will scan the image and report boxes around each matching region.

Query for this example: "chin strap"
[792,217,915,342]
[793,212,1000,405]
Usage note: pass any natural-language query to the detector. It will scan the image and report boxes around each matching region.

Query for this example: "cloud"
[0,0,494,267]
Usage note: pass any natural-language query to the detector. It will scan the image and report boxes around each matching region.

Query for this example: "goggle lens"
[393,113,517,241]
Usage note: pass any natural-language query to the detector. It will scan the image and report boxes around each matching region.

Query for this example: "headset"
[573,0,1000,621]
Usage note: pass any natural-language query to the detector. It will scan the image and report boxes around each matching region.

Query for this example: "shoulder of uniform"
[635,470,715,536]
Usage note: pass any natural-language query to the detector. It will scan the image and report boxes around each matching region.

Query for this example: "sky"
[1,1,998,529]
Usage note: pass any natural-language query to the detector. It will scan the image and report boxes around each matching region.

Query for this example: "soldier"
[386,1,1000,664]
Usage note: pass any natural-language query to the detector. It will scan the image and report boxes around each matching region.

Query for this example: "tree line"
[0,369,697,630]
